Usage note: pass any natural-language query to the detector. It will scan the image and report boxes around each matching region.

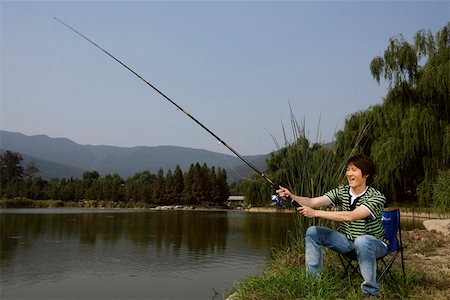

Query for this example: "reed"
[266,109,358,245]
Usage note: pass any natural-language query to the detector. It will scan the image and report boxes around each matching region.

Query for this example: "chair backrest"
[381,209,401,255]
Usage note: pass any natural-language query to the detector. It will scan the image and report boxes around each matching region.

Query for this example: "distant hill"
[0,130,270,182]
[0,148,87,180]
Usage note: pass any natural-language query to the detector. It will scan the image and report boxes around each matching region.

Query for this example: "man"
[276,154,387,297]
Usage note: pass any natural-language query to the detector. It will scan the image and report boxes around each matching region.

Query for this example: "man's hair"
[346,154,376,185]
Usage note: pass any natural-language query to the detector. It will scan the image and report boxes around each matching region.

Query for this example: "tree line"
[0,150,229,207]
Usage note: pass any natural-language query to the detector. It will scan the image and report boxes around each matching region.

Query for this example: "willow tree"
[338,22,450,205]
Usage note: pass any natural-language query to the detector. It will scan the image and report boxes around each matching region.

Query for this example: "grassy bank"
[227,229,450,299]
[0,198,152,209]
[0,198,228,210]
[227,243,413,299]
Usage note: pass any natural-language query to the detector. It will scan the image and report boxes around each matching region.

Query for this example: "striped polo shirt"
[324,185,387,244]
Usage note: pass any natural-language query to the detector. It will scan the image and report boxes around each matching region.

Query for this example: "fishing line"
[6,18,62,114]
[222,155,263,184]
[53,17,291,206]
[27,45,62,107]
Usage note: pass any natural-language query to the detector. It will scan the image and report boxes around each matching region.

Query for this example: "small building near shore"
[227,195,244,207]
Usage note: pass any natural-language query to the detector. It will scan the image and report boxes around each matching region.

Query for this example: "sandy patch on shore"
[402,229,450,299]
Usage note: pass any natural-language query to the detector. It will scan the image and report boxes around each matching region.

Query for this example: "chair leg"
[339,255,351,278]
[378,258,395,281]
[400,248,406,283]
[377,252,400,281]
[339,254,360,279]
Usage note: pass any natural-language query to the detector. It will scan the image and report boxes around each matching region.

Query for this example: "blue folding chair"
[339,209,406,282]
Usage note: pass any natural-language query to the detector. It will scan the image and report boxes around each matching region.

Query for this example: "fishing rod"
[54,17,290,207]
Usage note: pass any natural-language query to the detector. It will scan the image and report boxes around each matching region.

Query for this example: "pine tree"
[152,168,165,205]
[164,169,175,205]
[216,168,230,204]
[209,167,220,204]
[172,165,184,204]
[191,163,208,204]
[182,164,195,204]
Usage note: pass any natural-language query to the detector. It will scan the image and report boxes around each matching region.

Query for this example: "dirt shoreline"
[398,209,450,219]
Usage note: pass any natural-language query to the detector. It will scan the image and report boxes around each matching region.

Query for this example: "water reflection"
[1,210,298,258]
[0,209,297,299]
[400,215,426,231]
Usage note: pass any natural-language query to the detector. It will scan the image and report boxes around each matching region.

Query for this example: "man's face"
[346,163,368,190]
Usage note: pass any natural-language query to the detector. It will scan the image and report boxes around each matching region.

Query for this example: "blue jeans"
[305,226,387,296]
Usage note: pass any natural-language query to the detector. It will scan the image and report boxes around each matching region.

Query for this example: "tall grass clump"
[270,108,373,197]
[432,169,450,213]
[266,107,372,243]
[242,107,374,245]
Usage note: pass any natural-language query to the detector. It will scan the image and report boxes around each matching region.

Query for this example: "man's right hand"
[276,186,291,199]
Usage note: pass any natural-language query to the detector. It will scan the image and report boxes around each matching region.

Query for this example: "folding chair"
[338,209,406,282]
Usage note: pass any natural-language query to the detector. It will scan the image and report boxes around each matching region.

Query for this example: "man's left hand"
[297,206,316,218]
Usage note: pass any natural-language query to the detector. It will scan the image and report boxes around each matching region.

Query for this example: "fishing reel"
[271,195,286,208]
[271,194,300,209]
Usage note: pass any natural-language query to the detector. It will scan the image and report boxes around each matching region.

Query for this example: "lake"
[0,208,425,300]
[0,209,298,300]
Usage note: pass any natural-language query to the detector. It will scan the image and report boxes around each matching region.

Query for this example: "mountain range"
[0,130,271,182]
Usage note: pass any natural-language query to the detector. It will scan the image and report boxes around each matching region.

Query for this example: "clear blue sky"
[1,1,448,155]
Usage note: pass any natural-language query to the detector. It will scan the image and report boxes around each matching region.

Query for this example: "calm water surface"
[0,208,425,299]
[0,209,298,300]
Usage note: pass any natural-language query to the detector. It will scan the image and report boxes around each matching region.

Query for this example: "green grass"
[231,266,352,300]
[227,245,420,300]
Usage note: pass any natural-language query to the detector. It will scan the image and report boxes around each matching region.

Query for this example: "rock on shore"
[423,219,450,236]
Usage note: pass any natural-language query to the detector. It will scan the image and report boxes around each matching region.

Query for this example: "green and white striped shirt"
[324,185,387,244]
